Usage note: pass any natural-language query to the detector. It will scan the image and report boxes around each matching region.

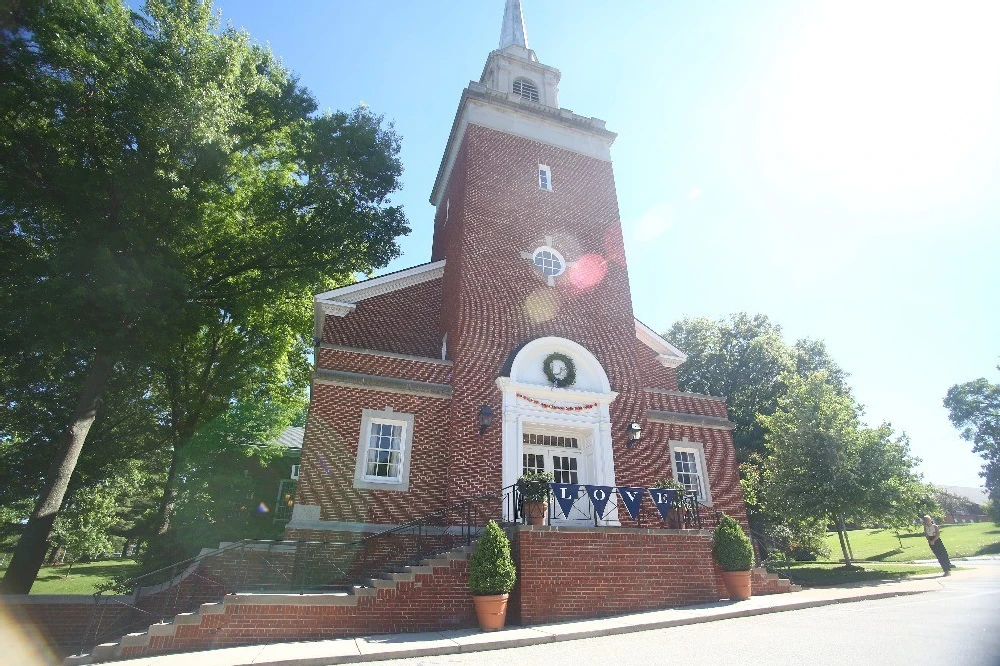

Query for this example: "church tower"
[290,1,745,536]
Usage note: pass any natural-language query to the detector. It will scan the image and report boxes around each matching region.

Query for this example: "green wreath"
[542,352,577,388]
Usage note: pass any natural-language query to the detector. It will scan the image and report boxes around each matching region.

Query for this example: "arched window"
[513,77,540,103]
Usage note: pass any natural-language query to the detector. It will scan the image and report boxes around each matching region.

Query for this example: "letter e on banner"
[648,488,677,521]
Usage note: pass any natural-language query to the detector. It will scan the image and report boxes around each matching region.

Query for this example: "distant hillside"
[936,485,989,507]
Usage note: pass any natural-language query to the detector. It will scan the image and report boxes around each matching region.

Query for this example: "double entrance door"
[521,431,591,522]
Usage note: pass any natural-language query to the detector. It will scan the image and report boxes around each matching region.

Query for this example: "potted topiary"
[468,520,517,631]
[712,513,755,600]
[651,478,686,528]
[517,471,553,526]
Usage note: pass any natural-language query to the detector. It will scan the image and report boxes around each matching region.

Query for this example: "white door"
[521,431,592,522]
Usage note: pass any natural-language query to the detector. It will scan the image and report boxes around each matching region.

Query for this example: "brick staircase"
[752,566,801,595]
[63,544,478,665]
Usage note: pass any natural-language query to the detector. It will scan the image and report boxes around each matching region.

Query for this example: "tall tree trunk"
[837,514,853,566]
[1,349,115,595]
[153,445,182,536]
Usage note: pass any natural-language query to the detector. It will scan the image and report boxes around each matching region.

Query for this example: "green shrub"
[517,472,554,503]
[468,520,517,596]
[712,513,754,571]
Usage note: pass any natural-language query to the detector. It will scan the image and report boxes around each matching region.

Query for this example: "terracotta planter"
[720,570,752,600]
[525,501,548,526]
[473,593,509,631]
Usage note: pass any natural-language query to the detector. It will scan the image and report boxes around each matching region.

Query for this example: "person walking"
[923,515,952,575]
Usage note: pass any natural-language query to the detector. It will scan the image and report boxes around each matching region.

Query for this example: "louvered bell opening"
[513,77,539,103]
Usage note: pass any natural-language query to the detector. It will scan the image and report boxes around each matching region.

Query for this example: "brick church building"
[287,0,746,538]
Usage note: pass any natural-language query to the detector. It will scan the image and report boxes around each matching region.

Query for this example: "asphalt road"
[364,563,1000,666]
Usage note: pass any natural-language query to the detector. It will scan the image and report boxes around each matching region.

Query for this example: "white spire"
[499,0,529,50]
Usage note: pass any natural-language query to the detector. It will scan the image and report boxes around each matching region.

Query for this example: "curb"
[106,582,942,666]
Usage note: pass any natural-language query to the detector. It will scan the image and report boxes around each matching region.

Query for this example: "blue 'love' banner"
[585,485,614,519]
[648,488,677,521]
[616,486,646,520]
[549,483,580,518]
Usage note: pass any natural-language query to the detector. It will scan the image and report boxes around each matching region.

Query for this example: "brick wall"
[1,595,128,653]
[294,383,452,525]
[317,347,451,384]
[511,526,726,625]
[322,277,443,359]
[636,342,679,390]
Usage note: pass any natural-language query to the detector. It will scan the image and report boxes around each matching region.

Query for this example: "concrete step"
[88,642,119,663]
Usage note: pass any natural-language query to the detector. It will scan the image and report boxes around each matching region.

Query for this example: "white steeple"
[499,0,529,50]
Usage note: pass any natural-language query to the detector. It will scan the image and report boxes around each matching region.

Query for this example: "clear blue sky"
[203,0,999,488]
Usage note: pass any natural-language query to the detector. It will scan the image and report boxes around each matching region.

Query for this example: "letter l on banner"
[549,483,580,519]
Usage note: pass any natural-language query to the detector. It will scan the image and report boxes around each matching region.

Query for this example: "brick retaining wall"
[0,595,129,653]
[511,525,726,624]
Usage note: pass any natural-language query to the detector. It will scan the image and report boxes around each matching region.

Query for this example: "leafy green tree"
[1,0,407,593]
[665,314,795,462]
[944,366,1000,502]
[760,372,922,565]
[665,314,850,463]
[988,498,1000,526]
[50,459,159,562]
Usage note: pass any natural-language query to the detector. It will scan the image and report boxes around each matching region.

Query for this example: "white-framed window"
[532,246,565,277]
[668,440,713,505]
[290,464,300,480]
[352,408,414,491]
[513,77,540,103]
[538,164,552,191]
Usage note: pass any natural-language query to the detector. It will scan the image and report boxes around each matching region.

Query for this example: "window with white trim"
[532,246,565,277]
[538,164,552,191]
[353,408,414,491]
[513,77,540,102]
[364,421,404,481]
[290,464,300,480]
[668,440,713,505]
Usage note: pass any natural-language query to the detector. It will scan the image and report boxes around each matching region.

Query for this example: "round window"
[532,246,565,277]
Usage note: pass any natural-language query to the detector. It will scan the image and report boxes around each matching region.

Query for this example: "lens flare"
[567,254,608,292]
[523,287,560,323]
[0,601,57,666]
[257,502,269,513]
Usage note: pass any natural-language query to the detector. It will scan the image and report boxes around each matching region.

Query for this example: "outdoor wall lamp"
[478,405,495,436]
[627,422,643,448]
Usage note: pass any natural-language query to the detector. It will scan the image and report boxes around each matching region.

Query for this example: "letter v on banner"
[616,487,646,520]
[648,489,677,521]
[549,483,580,519]
[584,485,614,519]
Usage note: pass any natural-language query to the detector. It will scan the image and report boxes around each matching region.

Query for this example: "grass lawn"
[822,522,1000,563]
[772,561,941,586]
[0,558,139,595]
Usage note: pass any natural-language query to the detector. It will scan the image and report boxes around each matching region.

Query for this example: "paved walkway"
[92,573,959,666]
